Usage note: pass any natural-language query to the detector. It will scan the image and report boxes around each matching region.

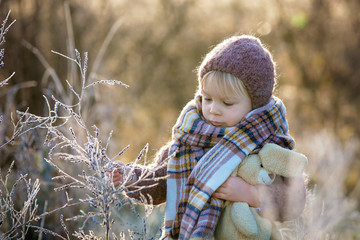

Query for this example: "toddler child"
[110,35,306,239]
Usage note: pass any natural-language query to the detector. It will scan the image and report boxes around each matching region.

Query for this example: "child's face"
[201,84,252,127]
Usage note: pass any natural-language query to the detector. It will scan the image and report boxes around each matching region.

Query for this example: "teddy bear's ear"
[259,143,308,177]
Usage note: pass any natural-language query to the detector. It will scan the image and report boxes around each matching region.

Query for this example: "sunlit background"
[1,0,359,239]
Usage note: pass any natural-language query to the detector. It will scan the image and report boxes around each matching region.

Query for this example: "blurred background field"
[0,0,359,239]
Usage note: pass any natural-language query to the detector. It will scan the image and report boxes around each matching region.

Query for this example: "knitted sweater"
[125,143,171,205]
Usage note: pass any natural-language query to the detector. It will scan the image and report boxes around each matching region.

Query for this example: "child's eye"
[223,102,233,106]
[204,97,212,102]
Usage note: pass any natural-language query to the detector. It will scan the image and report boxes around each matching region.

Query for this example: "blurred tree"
[273,0,360,139]
[272,0,360,193]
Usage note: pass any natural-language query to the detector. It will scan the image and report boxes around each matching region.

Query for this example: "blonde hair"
[198,71,250,100]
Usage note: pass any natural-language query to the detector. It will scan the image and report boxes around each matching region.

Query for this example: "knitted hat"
[198,35,275,109]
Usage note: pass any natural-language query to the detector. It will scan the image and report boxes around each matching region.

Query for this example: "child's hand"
[106,161,124,187]
[106,161,138,187]
[212,176,259,207]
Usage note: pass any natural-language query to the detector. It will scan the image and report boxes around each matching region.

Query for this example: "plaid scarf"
[164,95,294,239]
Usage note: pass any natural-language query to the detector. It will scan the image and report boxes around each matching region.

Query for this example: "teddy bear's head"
[237,143,307,185]
[237,154,276,185]
[260,143,307,178]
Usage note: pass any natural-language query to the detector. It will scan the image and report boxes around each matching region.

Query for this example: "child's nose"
[210,102,221,115]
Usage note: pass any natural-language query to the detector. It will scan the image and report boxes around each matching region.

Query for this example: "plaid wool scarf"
[164,95,294,240]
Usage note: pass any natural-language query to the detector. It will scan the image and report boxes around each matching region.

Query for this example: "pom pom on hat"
[198,35,275,109]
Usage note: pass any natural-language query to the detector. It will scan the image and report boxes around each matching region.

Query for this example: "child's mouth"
[211,121,223,127]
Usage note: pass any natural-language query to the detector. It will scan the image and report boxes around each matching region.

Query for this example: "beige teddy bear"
[214,143,307,240]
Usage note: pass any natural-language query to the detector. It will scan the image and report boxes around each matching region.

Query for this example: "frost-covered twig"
[0,71,15,87]
[0,10,16,81]
[0,162,51,240]
[0,10,16,45]
[0,97,56,150]
[85,79,129,89]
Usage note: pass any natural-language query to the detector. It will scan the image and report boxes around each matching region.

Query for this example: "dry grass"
[279,130,360,239]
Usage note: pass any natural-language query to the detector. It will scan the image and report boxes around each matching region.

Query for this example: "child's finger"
[111,173,124,187]
[113,171,124,181]
[212,192,222,199]
[113,161,125,169]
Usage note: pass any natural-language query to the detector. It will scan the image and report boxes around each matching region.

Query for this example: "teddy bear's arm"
[231,202,259,237]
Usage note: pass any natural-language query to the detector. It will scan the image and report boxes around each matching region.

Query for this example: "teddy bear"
[214,143,307,240]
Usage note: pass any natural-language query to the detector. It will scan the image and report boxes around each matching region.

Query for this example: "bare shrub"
[1,9,163,239]
[1,48,164,239]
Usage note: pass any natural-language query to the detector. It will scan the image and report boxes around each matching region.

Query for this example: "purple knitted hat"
[198,35,275,109]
